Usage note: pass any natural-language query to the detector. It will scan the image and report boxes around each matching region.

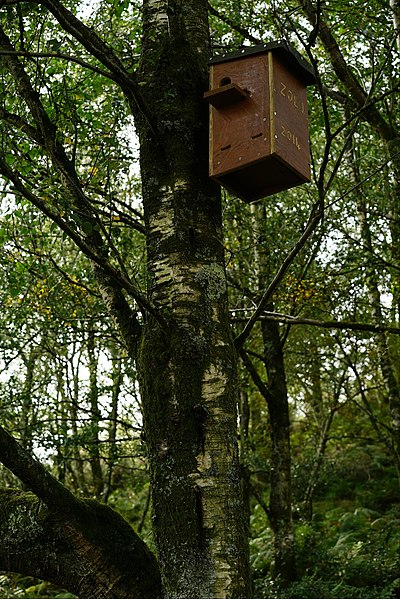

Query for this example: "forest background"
[0,0,399,598]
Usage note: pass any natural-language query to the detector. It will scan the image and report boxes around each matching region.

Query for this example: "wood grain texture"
[207,48,312,201]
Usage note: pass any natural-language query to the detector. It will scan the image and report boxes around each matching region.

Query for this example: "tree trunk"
[69,343,89,495]
[252,204,296,584]
[239,388,252,538]
[391,0,400,51]
[19,346,40,452]
[103,349,123,504]
[87,329,104,498]
[260,316,296,584]
[302,355,343,519]
[136,1,250,597]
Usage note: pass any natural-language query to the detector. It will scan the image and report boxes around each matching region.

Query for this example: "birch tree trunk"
[136,1,250,597]
[391,0,400,51]
[87,329,104,498]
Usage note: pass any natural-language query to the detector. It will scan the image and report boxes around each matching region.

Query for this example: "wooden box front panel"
[270,54,311,181]
[209,54,270,178]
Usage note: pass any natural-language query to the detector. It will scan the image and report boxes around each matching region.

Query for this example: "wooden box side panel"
[270,55,311,181]
[209,55,271,177]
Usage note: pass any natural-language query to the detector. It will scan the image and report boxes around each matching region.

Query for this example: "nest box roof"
[209,41,316,87]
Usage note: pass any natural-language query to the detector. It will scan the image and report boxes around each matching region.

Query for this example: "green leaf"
[81,220,93,235]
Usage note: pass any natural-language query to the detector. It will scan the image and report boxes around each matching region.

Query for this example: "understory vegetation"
[1,441,399,598]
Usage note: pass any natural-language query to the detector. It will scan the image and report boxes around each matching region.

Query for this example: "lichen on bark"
[136,1,251,596]
[0,488,162,599]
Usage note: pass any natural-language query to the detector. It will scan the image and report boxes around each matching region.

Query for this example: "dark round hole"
[220,77,231,86]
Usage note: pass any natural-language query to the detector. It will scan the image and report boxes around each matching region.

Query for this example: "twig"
[208,3,261,45]
[232,310,400,336]
[234,200,324,349]
[0,50,115,79]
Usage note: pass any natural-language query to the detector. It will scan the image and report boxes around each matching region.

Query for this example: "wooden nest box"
[204,42,316,202]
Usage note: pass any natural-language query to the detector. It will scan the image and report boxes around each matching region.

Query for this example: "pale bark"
[87,329,104,498]
[103,350,123,504]
[19,347,40,452]
[68,345,90,495]
[137,1,250,597]
[239,389,252,537]
[391,0,400,52]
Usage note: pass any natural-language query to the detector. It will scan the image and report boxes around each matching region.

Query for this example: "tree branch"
[0,425,79,512]
[34,0,156,132]
[0,107,44,144]
[0,427,162,598]
[233,310,400,336]
[0,488,162,599]
[234,199,324,349]
[0,49,115,79]
[249,484,271,520]
[208,2,261,45]
[238,347,271,401]
[0,156,162,330]
[0,28,166,332]
[299,0,395,141]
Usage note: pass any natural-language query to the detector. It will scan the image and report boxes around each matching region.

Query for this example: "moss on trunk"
[137,1,251,597]
[0,489,162,599]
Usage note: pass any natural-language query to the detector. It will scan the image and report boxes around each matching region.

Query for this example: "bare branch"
[234,199,324,349]
[0,49,115,79]
[208,3,261,45]
[36,0,156,132]
[232,310,400,336]
[239,348,272,402]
